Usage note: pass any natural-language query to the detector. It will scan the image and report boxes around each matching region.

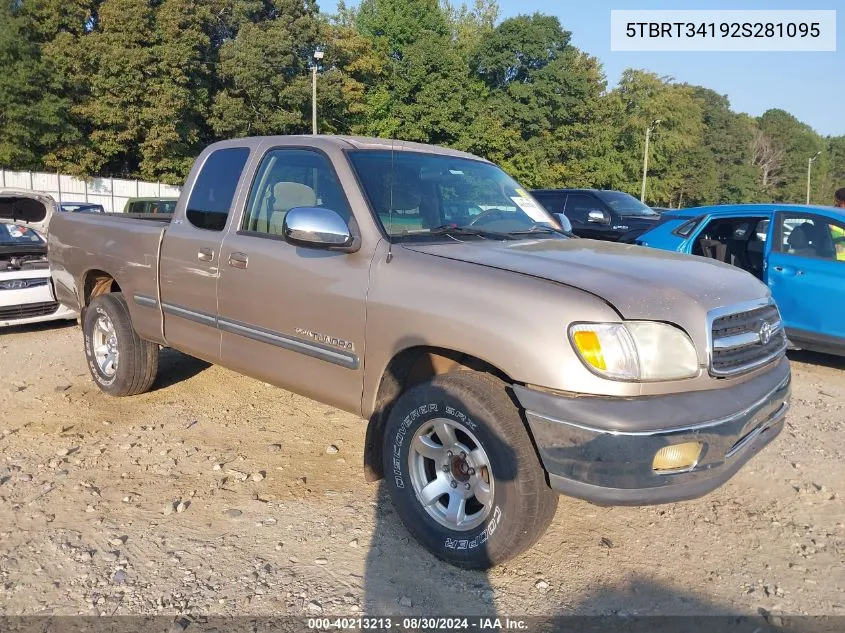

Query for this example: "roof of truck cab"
[204,135,489,162]
[662,203,844,219]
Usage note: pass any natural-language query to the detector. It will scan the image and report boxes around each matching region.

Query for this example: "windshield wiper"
[508,225,574,238]
[424,225,516,240]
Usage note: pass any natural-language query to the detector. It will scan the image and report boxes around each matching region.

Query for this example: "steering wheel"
[467,209,512,226]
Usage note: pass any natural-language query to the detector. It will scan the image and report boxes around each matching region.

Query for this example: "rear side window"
[672,216,703,238]
[186,147,250,231]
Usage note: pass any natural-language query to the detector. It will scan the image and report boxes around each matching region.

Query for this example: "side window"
[564,194,601,223]
[535,194,566,215]
[186,147,250,231]
[242,149,351,236]
[778,214,845,261]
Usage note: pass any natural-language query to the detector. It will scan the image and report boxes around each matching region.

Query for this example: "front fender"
[360,242,623,419]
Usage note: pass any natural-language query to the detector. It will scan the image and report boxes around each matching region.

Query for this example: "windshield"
[596,191,658,217]
[0,224,45,245]
[347,150,556,240]
[63,203,103,213]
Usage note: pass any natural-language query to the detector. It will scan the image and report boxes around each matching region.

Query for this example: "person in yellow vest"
[832,189,845,260]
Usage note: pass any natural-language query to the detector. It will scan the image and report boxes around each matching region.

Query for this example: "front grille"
[0,301,59,321]
[710,303,786,377]
[0,278,50,290]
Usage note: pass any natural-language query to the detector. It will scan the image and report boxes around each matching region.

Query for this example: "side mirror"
[553,212,573,233]
[587,209,610,224]
[282,207,359,252]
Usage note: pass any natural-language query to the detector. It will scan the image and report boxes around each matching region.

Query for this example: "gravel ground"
[1,321,843,618]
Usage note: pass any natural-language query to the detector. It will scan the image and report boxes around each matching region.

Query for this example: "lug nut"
[464,483,471,490]
[446,450,453,458]
[460,451,466,459]
[442,465,449,472]
[450,481,458,489]
[468,468,475,476]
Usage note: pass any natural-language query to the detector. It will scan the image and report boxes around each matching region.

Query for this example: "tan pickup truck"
[43,136,791,569]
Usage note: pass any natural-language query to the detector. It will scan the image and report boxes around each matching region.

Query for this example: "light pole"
[806,151,821,204]
[311,49,324,135]
[640,119,661,203]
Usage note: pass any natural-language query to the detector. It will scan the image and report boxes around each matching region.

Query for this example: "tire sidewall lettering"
[388,399,503,552]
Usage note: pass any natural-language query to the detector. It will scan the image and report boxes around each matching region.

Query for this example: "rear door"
[157,146,251,363]
[767,211,845,343]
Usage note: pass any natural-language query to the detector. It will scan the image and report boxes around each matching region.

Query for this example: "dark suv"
[531,188,662,242]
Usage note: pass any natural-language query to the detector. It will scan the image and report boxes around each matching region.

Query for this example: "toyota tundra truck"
[43,135,791,569]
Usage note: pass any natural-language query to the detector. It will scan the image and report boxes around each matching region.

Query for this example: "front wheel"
[382,371,558,569]
[83,293,159,396]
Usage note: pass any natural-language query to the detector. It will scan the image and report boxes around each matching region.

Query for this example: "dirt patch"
[1,323,843,616]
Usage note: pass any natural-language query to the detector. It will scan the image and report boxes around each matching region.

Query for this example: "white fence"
[0,169,182,213]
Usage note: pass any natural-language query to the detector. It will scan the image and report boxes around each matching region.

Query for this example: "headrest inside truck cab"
[273,182,317,213]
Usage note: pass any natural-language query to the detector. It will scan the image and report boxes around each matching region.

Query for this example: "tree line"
[2,0,843,207]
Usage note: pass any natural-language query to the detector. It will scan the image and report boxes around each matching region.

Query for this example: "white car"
[1,190,77,327]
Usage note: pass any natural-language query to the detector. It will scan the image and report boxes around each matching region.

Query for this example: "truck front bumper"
[513,358,790,506]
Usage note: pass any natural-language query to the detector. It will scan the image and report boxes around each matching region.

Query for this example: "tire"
[82,293,159,397]
[382,371,558,569]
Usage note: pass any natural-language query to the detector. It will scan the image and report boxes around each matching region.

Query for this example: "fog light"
[652,442,702,472]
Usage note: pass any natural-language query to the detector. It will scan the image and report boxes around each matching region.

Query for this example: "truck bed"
[48,210,169,342]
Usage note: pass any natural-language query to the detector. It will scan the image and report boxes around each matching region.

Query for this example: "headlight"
[569,321,699,381]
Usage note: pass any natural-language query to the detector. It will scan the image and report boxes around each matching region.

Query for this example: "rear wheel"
[83,293,159,396]
[382,371,558,569]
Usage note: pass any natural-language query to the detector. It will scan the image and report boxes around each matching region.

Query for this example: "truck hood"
[402,238,770,321]
[0,189,56,235]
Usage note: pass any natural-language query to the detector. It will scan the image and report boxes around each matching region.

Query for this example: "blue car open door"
[767,210,845,351]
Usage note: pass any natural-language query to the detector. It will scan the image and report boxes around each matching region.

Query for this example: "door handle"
[197,248,214,262]
[228,252,249,269]
[772,265,799,277]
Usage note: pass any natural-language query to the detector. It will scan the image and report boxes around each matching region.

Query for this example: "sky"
[494,0,843,136]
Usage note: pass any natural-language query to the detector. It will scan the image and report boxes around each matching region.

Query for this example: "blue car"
[636,204,845,356]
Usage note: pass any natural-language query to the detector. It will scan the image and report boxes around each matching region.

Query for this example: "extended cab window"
[186,147,250,231]
[242,149,351,235]
[778,214,845,262]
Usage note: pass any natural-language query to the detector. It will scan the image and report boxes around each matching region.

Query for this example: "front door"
[564,193,613,239]
[767,211,845,343]
[158,146,251,362]
[216,146,372,414]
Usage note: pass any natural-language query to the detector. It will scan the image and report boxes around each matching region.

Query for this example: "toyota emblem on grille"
[758,321,774,345]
